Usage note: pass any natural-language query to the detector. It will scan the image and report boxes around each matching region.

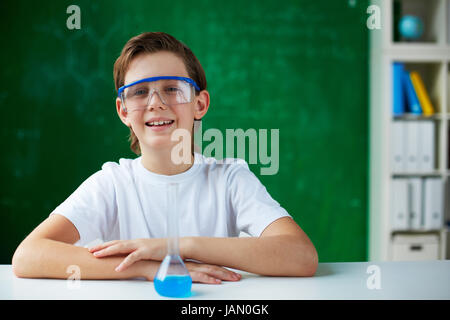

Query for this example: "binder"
[423,178,443,230]
[392,63,405,116]
[391,179,409,231]
[410,71,435,116]
[417,121,435,173]
[403,71,422,114]
[448,1,450,45]
[391,121,406,172]
[405,121,419,172]
[408,178,422,230]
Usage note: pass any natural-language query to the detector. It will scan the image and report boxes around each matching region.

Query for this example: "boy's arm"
[90,217,317,277]
[182,217,318,277]
[12,214,156,280]
[13,214,237,284]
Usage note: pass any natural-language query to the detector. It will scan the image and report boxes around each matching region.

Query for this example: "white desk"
[1,261,449,300]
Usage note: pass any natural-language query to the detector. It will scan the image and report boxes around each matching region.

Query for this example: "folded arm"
[12,214,238,284]
[92,216,318,277]
[12,214,155,280]
[182,217,318,277]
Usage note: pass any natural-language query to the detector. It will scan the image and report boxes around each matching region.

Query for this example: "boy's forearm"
[182,235,318,277]
[12,238,157,280]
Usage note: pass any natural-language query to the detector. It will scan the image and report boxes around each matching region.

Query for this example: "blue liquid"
[154,275,192,298]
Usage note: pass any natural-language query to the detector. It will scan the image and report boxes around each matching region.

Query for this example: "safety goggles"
[118,76,201,112]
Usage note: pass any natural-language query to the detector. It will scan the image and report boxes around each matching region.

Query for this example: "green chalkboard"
[0,0,369,264]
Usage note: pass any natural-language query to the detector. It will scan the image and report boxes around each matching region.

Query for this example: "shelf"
[388,43,450,50]
[370,0,449,262]
[392,172,443,178]
[384,44,450,60]
[393,114,444,121]
[391,230,443,235]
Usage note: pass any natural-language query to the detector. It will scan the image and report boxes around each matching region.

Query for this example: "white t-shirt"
[51,152,291,246]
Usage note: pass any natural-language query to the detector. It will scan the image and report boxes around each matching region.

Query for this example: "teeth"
[148,120,173,126]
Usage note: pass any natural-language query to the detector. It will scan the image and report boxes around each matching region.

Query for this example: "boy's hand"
[184,261,241,284]
[88,239,241,284]
[138,259,241,284]
[88,238,166,271]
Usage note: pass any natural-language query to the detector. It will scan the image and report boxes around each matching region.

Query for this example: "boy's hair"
[113,32,207,155]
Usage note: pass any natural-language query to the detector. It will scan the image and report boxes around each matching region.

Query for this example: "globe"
[398,15,424,40]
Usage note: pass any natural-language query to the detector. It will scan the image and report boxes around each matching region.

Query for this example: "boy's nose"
[147,90,166,110]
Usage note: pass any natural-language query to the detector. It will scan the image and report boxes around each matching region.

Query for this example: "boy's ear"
[194,90,210,121]
[116,97,131,127]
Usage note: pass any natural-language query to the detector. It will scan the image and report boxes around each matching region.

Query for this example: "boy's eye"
[164,86,181,94]
[126,87,148,99]
[133,88,148,96]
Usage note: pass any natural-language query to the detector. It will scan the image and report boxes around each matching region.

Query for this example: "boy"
[12,32,318,284]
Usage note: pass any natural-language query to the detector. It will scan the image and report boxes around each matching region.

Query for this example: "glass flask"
[154,183,192,297]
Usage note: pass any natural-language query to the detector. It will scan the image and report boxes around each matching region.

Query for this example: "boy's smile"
[145,117,175,131]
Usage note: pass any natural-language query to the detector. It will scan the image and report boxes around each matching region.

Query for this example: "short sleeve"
[227,160,292,237]
[50,169,117,246]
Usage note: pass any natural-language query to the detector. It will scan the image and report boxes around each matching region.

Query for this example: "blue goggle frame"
[117,76,201,97]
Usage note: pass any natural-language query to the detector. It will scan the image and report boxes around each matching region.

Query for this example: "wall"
[0,0,369,263]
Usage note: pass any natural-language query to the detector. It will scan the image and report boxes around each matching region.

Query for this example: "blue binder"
[403,70,422,114]
[392,63,405,116]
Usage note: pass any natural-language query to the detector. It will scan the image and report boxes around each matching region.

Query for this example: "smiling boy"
[12,32,318,283]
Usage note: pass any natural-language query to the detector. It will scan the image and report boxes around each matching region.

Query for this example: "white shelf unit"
[369,0,450,261]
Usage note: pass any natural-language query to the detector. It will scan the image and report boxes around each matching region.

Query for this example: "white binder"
[391,121,406,173]
[417,121,434,173]
[391,179,409,231]
[408,178,422,230]
[405,121,419,172]
[423,178,443,230]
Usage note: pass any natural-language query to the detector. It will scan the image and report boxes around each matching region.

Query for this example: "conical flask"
[154,183,192,297]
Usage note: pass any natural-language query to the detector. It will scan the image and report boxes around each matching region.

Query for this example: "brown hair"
[113,32,207,155]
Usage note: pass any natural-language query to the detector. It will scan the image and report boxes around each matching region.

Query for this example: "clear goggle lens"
[120,78,196,112]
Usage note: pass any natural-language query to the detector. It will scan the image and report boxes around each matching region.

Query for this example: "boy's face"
[116,51,209,154]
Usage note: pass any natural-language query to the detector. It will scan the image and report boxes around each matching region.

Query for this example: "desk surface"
[1,261,449,300]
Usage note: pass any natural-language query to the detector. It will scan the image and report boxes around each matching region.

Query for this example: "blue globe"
[399,15,424,40]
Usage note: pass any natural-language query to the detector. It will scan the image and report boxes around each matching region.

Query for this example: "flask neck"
[166,183,180,256]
